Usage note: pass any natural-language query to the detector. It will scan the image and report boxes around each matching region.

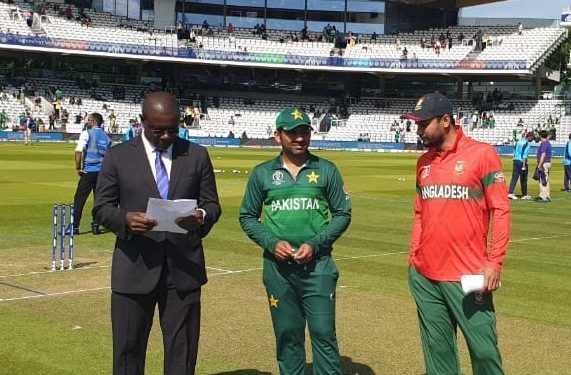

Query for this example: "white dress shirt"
[140,132,206,220]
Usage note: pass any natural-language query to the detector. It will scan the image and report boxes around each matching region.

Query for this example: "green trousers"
[408,266,505,375]
[263,255,341,375]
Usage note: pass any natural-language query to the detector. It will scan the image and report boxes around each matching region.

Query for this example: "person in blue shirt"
[71,112,111,234]
[178,124,189,140]
[563,132,571,192]
[508,131,535,200]
[123,122,137,142]
[535,130,552,202]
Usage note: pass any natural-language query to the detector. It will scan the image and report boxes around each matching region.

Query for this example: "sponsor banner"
[188,137,241,147]
[0,131,63,141]
[357,142,405,150]
[0,32,529,71]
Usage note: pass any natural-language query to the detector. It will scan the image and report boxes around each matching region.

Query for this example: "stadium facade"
[98,0,497,34]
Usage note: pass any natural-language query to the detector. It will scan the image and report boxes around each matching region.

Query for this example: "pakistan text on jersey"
[421,185,470,200]
[270,198,320,211]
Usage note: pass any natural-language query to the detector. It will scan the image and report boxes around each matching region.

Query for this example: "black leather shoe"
[91,222,100,235]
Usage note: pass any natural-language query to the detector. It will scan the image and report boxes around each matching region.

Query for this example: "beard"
[422,133,444,148]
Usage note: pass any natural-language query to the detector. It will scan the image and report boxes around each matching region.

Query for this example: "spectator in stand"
[371,31,377,41]
[227,23,234,34]
[64,5,73,20]
[0,109,8,129]
[53,100,62,119]
[508,131,535,200]
[55,87,63,100]
[518,22,523,36]
[48,113,56,131]
[227,130,235,138]
[184,106,193,126]
[517,118,524,127]
[420,36,426,50]
[109,110,117,133]
[535,130,552,202]
[193,106,201,127]
[26,11,33,27]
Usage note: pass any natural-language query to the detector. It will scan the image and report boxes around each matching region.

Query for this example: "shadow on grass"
[210,371,271,375]
[211,356,375,375]
[308,356,376,374]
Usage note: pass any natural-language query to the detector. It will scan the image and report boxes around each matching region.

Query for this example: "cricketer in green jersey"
[239,108,351,375]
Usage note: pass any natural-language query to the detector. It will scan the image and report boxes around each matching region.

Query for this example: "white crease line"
[0,264,112,279]
[0,287,110,302]
[510,234,571,243]
[1,234,565,282]
[0,252,410,302]
[206,266,235,273]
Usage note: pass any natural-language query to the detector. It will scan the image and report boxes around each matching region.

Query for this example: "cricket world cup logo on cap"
[272,170,285,185]
[414,98,425,111]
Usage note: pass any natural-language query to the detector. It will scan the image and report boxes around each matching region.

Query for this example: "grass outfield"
[0,142,570,375]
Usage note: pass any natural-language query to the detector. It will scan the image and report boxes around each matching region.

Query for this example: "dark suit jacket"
[93,136,221,295]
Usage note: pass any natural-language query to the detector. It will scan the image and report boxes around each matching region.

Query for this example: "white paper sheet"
[145,198,197,234]
[461,274,501,294]
[461,274,484,294]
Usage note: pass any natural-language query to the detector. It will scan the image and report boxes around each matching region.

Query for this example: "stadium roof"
[387,0,507,9]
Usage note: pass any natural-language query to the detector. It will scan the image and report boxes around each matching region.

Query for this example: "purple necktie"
[155,150,169,199]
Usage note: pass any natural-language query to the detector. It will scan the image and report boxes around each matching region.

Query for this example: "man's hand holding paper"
[175,210,203,231]
[145,198,197,234]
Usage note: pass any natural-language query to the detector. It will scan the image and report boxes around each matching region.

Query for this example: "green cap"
[275,108,313,131]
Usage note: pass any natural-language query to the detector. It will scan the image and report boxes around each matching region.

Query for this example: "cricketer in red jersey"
[402,92,511,375]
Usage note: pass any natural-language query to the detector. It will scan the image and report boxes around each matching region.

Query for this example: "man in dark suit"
[93,92,221,375]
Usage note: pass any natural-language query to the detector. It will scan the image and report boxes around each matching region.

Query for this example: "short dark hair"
[539,130,549,138]
[90,112,103,126]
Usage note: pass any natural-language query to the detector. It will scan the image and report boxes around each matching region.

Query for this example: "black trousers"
[508,160,528,196]
[72,171,99,228]
[111,265,201,375]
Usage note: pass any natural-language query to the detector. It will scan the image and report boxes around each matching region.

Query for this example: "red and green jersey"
[239,153,351,257]
[410,127,511,282]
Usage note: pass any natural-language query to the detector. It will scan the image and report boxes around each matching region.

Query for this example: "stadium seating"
[0,1,566,72]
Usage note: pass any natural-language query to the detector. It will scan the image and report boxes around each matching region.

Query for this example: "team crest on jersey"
[420,165,431,180]
[272,171,285,185]
[493,172,505,183]
[454,161,465,174]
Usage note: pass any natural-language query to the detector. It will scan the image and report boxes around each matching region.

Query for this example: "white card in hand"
[461,274,484,294]
[146,198,197,234]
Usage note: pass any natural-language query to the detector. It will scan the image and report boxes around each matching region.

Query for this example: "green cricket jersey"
[239,153,351,257]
